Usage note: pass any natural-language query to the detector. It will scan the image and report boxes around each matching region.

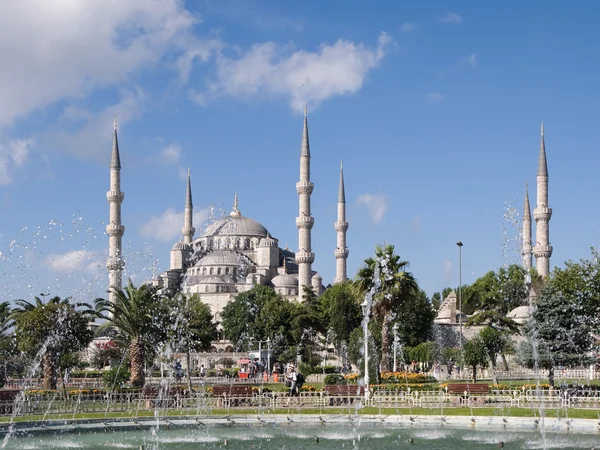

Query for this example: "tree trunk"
[488,360,498,385]
[471,365,477,383]
[548,366,554,388]
[501,353,510,371]
[129,336,145,387]
[379,315,391,373]
[186,350,193,394]
[42,352,57,390]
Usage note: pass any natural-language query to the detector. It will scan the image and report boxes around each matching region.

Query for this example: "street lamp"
[456,241,464,350]
[361,300,370,400]
[266,337,271,380]
[392,322,399,373]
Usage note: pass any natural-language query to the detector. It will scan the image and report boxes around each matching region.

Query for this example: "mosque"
[105,108,350,327]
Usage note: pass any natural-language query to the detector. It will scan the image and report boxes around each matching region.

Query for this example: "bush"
[102,366,130,390]
[324,374,346,385]
[207,369,217,377]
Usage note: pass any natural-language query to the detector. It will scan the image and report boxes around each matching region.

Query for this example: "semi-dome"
[271,273,298,287]
[194,251,253,267]
[171,242,191,251]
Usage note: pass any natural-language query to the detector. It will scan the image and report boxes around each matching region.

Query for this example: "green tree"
[11,295,94,389]
[393,289,435,347]
[317,281,362,348]
[356,244,419,372]
[0,301,15,387]
[221,285,280,350]
[430,292,442,311]
[478,327,509,385]
[166,293,217,391]
[95,281,168,387]
[462,337,488,383]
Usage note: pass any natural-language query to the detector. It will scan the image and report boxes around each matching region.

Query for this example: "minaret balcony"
[106,223,125,237]
[106,256,125,271]
[335,221,349,232]
[296,181,314,195]
[334,248,349,258]
[533,244,553,258]
[533,206,552,221]
[521,244,532,254]
[296,216,315,229]
[295,251,315,264]
[106,191,125,203]
[182,226,195,237]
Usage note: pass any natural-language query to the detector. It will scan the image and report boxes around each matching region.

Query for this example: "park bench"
[211,385,253,397]
[446,383,489,395]
[324,385,364,396]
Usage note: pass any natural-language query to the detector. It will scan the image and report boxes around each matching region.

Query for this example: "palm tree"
[356,244,418,372]
[95,281,167,387]
[10,295,95,389]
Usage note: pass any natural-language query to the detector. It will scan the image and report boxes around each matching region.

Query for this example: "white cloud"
[200,32,392,112]
[399,23,417,33]
[443,260,453,282]
[426,92,446,104]
[0,0,219,129]
[159,144,181,164]
[465,53,477,67]
[140,208,211,242]
[52,90,145,161]
[44,250,103,273]
[436,12,463,24]
[356,193,388,224]
[0,138,35,185]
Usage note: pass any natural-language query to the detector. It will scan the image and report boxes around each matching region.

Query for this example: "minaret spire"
[182,168,195,244]
[230,192,241,217]
[296,104,315,300]
[106,117,125,306]
[533,121,552,276]
[522,181,532,271]
[334,160,349,284]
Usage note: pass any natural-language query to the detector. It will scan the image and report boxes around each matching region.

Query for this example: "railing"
[3,388,600,418]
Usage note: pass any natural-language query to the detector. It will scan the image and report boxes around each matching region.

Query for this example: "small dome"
[311,273,322,280]
[507,305,535,324]
[259,234,278,247]
[172,242,191,251]
[195,251,253,267]
[272,273,298,287]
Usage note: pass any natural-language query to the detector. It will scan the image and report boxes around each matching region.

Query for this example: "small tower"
[522,181,532,271]
[533,122,553,277]
[334,161,349,284]
[106,118,125,304]
[296,105,315,301]
[182,168,195,244]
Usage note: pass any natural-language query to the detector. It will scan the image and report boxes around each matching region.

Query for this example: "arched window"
[225,267,230,274]
[209,268,214,275]
[202,268,207,275]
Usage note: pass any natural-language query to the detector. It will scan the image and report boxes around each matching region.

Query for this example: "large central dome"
[202,196,270,238]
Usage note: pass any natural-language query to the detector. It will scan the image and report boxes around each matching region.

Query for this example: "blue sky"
[1,0,599,304]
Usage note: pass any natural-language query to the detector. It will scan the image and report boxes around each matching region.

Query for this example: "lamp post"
[456,241,463,350]
[266,337,271,380]
[393,322,399,372]
[361,300,370,400]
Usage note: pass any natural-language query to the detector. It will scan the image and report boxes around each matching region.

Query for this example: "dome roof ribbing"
[271,273,298,287]
[194,251,253,267]
[202,215,269,238]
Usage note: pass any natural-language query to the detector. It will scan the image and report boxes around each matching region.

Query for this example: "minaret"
[522,181,532,271]
[296,105,315,301]
[182,168,195,244]
[106,117,125,304]
[533,122,552,277]
[334,161,349,284]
